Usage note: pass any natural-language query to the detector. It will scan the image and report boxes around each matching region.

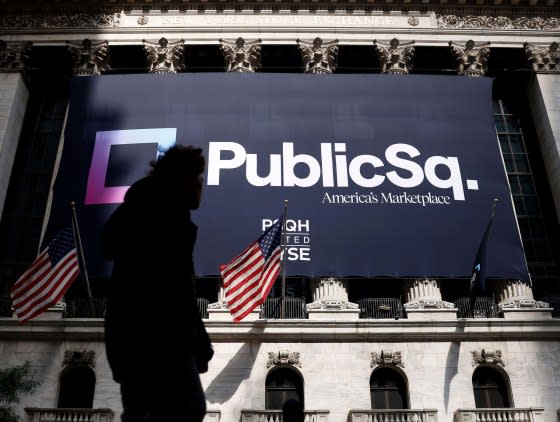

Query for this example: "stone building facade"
[0,1,559,421]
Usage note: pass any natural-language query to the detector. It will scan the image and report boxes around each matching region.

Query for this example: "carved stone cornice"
[0,40,31,72]
[267,350,301,368]
[371,350,404,368]
[143,37,185,74]
[67,39,110,76]
[437,15,560,30]
[0,13,120,29]
[63,350,96,367]
[471,349,504,367]
[297,37,339,75]
[220,37,262,73]
[373,38,415,75]
[525,42,560,74]
[449,40,491,77]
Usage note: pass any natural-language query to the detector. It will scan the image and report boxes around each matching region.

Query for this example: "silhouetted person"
[282,399,304,422]
[103,146,213,422]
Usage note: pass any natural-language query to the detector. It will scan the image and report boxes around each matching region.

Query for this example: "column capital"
[143,37,185,74]
[220,37,262,73]
[0,40,32,73]
[524,42,560,74]
[373,38,415,75]
[67,39,110,77]
[297,37,339,74]
[449,40,491,77]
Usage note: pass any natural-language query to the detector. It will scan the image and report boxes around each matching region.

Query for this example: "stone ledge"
[2,317,560,342]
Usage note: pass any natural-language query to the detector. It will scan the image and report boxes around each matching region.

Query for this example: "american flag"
[220,217,284,322]
[11,227,80,323]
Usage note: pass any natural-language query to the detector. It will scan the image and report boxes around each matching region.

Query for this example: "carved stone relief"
[0,40,31,71]
[267,350,301,368]
[471,349,505,367]
[63,350,96,367]
[438,15,560,30]
[525,42,560,73]
[220,37,262,73]
[373,38,415,75]
[143,37,185,74]
[67,39,110,76]
[0,14,119,28]
[371,350,404,368]
[297,37,339,74]
[449,40,491,77]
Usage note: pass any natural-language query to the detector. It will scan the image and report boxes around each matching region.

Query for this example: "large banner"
[48,73,529,280]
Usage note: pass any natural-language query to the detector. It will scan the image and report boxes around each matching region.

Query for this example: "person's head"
[149,145,205,209]
[282,399,304,422]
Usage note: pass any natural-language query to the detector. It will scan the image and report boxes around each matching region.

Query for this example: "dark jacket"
[103,176,213,383]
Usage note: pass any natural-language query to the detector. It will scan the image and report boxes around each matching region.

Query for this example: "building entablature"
[0,9,558,46]
[1,317,559,342]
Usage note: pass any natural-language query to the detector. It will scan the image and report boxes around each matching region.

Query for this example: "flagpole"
[492,197,498,217]
[281,199,288,319]
[470,197,499,314]
[70,202,96,317]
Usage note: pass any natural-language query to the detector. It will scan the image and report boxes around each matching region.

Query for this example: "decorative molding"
[449,40,491,77]
[437,15,560,30]
[0,13,120,29]
[267,350,301,368]
[208,300,228,310]
[63,350,96,367]
[404,299,455,310]
[297,37,339,75]
[306,299,360,311]
[371,350,404,368]
[471,349,504,367]
[0,40,31,71]
[373,38,415,75]
[67,39,110,76]
[499,299,551,310]
[143,37,185,74]
[137,15,149,26]
[524,42,560,74]
[220,37,262,73]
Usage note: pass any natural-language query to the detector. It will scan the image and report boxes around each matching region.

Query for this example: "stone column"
[143,37,185,74]
[297,37,339,74]
[0,41,31,220]
[306,277,359,320]
[494,279,551,319]
[67,39,110,76]
[525,42,560,223]
[403,279,456,320]
[449,40,491,77]
[373,38,415,75]
[220,37,262,73]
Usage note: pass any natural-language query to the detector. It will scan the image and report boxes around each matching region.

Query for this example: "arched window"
[265,367,304,410]
[472,366,512,408]
[58,365,96,408]
[370,367,409,409]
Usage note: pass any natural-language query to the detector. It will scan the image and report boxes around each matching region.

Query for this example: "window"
[370,367,408,409]
[58,366,96,408]
[472,366,512,408]
[494,99,559,279]
[265,367,304,410]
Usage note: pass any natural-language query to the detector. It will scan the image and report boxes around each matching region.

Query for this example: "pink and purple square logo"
[85,128,176,205]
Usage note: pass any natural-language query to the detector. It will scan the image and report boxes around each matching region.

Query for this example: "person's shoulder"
[124,176,158,202]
